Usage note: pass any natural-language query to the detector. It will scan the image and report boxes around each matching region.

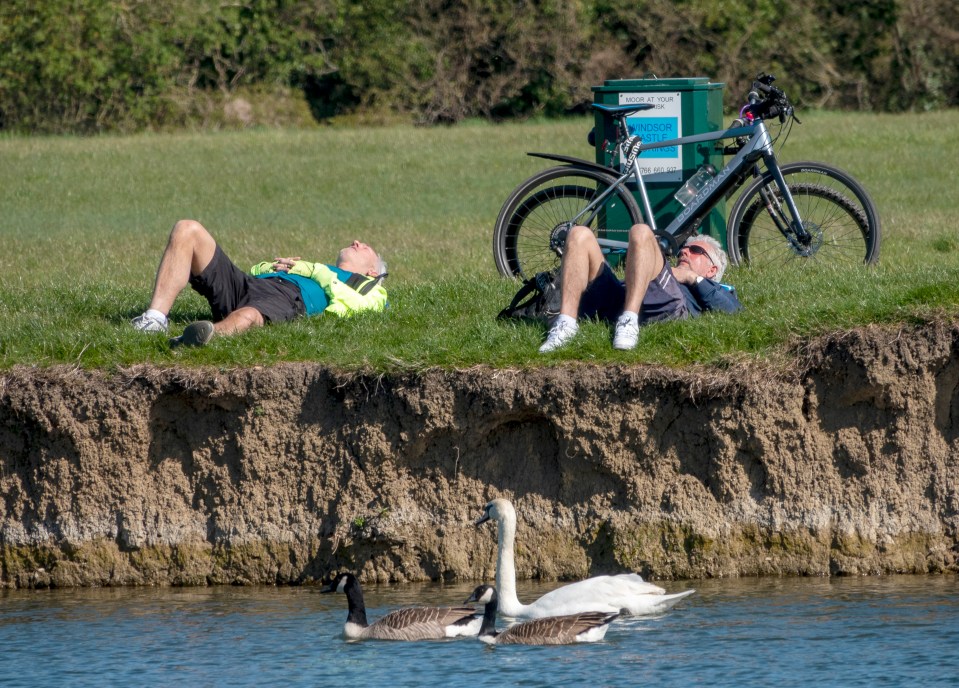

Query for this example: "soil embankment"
[2,322,958,588]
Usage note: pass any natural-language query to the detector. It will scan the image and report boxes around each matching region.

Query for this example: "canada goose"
[466,584,618,645]
[321,572,481,640]
[476,498,696,618]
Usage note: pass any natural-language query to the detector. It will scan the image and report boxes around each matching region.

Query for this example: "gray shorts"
[188,245,305,323]
[579,261,688,323]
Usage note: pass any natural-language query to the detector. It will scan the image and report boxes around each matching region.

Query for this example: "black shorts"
[579,262,688,323]
[188,245,305,323]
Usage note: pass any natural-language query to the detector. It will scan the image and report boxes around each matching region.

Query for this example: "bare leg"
[622,224,666,315]
[539,225,609,353]
[558,225,609,318]
[147,219,218,315]
[147,219,268,345]
[214,306,264,335]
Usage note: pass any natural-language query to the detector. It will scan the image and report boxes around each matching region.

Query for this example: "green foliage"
[0,0,175,132]
[0,0,338,132]
[1,0,957,133]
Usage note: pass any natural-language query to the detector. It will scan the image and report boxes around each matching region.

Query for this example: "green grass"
[1,111,957,371]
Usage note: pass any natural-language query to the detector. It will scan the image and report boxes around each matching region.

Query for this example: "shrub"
[0,0,956,133]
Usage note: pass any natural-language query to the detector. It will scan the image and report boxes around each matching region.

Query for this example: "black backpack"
[497,270,562,323]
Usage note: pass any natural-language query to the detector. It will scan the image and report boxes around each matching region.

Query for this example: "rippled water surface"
[2,575,957,687]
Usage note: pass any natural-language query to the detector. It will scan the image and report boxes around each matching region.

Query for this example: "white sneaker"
[613,314,640,350]
[539,319,579,353]
[131,312,168,333]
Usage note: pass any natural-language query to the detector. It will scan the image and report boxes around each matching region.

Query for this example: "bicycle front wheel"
[493,166,643,279]
[727,161,881,266]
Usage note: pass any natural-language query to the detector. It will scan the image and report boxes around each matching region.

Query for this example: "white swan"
[476,498,695,619]
[322,572,481,640]
[466,584,618,645]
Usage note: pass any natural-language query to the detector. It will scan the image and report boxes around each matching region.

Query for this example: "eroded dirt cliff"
[2,322,958,588]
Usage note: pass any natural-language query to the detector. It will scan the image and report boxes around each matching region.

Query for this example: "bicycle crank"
[655,229,681,257]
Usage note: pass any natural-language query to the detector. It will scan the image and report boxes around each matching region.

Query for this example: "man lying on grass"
[131,219,388,347]
[540,223,742,353]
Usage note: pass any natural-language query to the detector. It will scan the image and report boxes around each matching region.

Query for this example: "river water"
[1,575,957,687]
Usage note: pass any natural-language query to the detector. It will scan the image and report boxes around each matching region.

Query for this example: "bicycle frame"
[546,116,809,254]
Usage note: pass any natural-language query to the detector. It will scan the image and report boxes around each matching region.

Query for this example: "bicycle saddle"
[590,103,656,117]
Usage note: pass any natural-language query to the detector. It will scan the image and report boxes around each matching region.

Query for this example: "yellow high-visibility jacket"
[249,261,387,317]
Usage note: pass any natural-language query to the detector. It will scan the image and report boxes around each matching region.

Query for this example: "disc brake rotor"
[549,222,572,256]
[793,222,824,256]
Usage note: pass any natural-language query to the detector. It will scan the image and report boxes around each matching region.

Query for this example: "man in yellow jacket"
[131,219,388,347]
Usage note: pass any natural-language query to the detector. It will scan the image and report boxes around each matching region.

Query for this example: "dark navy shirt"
[679,278,743,316]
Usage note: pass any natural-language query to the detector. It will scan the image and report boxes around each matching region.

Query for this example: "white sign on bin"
[617,91,682,182]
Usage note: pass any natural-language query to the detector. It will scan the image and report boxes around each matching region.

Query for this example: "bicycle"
[492,73,881,280]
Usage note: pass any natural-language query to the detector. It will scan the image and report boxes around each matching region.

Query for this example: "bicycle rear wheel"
[727,161,881,266]
[493,166,643,279]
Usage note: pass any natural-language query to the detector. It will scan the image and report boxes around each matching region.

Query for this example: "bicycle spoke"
[733,169,878,267]
[494,168,641,279]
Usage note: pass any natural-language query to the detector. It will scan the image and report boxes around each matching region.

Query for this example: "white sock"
[554,314,577,329]
[619,311,639,325]
[145,308,168,324]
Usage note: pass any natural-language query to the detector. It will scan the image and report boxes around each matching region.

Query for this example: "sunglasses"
[684,243,716,267]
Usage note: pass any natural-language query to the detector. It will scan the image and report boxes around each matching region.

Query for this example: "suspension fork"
[761,152,811,245]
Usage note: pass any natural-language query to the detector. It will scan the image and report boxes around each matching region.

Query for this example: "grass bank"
[1,111,957,371]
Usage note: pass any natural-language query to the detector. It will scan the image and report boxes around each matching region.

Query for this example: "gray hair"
[684,234,728,281]
[336,245,388,278]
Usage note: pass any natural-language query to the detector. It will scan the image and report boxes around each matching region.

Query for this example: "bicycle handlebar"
[738,73,797,124]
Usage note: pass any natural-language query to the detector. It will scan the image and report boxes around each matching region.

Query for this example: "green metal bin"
[591,76,726,246]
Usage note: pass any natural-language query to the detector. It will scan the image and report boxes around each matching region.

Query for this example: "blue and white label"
[618,91,682,182]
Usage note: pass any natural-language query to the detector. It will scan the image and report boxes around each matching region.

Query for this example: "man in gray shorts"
[539,223,742,353]
[131,219,388,347]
